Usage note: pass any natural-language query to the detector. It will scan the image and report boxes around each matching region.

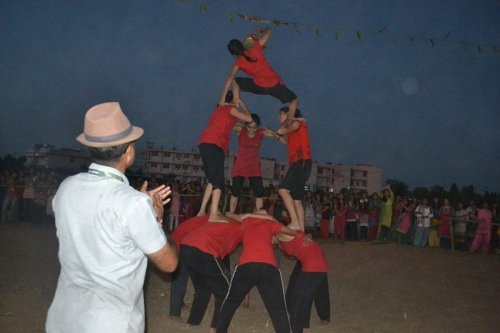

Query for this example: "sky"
[1,0,499,192]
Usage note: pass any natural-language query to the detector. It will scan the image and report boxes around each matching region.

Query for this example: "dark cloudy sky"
[1,0,499,192]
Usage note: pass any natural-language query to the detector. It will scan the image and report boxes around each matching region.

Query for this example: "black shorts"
[279,159,312,200]
[235,77,297,104]
[232,176,264,198]
[198,143,225,190]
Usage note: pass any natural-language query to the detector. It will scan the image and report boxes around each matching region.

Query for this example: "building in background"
[25,144,89,173]
[137,143,381,194]
[23,143,382,193]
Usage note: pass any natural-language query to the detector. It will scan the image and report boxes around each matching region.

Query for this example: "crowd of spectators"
[2,165,499,254]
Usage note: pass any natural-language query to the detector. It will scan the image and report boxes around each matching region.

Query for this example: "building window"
[363,180,367,187]
[152,152,158,157]
[151,163,157,168]
[183,165,188,170]
[363,171,367,177]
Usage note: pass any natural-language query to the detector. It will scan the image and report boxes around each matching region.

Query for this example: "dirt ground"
[1,222,499,333]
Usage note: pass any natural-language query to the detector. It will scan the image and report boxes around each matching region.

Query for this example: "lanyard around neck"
[88,168,124,183]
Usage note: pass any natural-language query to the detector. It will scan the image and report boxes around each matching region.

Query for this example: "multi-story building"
[25,144,89,173]
[137,143,380,193]
[23,143,381,193]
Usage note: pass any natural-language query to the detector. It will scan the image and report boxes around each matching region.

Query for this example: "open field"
[1,222,499,333]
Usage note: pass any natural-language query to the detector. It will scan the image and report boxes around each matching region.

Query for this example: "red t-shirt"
[235,42,284,88]
[280,233,328,272]
[287,120,312,164]
[238,217,283,266]
[231,127,264,178]
[171,215,208,251]
[199,104,238,153]
[181,221,243,259]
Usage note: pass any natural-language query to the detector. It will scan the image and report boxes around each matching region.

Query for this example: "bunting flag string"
[174,0,500,55]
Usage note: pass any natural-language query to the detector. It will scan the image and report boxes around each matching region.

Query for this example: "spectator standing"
[46,102,178,333]
[454,202,468,251]
[368,192,381,240]
[413,199,433,247]
[333,195,346,241]
[438,198,454,249]
[378,185,394,241]
[469,202,493,255]
[345,196,358,241]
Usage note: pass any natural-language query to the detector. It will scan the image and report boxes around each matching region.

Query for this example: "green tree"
[385,179,409,197]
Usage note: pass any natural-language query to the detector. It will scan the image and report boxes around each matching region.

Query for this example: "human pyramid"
[173,28,331,333]
[45,27,331,333]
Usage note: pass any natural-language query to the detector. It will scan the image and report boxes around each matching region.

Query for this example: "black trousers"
[217,263,291,333]
[179,245,230,328]
[286,261,331,333]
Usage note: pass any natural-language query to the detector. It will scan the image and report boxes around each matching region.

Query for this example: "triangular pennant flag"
[378,25,388,33]
[477,44,482,52]
[198,4,207,12]
[294,23,301,33]
[408,37,415,42]
[226,11,234,24]
[315,27,321,36]
[442,32,450,41]
[462,43,468,51]
[357,31,363,41]
[335,30,341,40]
[429,39,435,46]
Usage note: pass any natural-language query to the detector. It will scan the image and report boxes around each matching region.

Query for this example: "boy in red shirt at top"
[275,107,312,232]
[278,232,331,333]
[197,91,252,222]
[221,28,299,119]
[216,211,297,333]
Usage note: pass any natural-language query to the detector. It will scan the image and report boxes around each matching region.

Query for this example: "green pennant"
[335,30,341,40]
[378,25,388,33]
[294,23,301,33]
[357,31,363,41]
[198,4,207,12]
[315,27,321,36]
[226,11,234,24]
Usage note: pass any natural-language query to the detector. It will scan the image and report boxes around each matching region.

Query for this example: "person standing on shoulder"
[274,107,312,231]
[46,102,178,333]
[197,91,253,222]
[229,113,276,213]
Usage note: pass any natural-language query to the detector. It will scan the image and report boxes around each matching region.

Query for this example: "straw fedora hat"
[76,102,144,147]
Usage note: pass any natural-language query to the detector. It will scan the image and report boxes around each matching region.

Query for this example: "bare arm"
[263,127,280,138]
[257,28,272,47]
[276,119,300,136]
[280,225,298,236]
[219,65,240,105]
[230,106,253,123]
[147,242,178,273]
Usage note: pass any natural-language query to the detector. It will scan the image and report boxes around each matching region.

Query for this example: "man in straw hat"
[46,102,178,333]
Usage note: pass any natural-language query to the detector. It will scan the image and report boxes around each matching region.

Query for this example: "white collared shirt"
[46,163,167,333]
